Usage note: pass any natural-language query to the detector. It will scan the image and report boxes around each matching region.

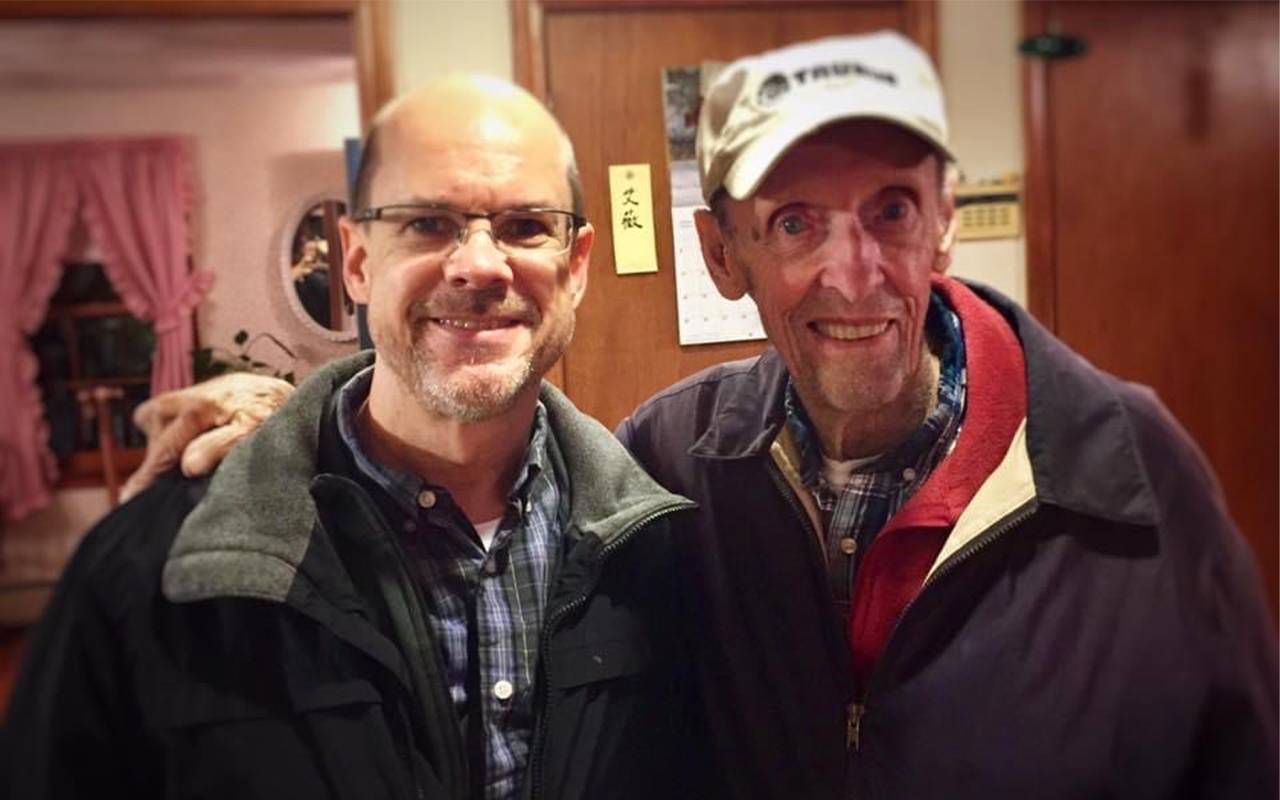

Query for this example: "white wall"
[938,0,1027,306]
[391,0,513,92]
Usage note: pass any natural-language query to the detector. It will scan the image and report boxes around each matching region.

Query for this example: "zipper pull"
[846,702,864,751]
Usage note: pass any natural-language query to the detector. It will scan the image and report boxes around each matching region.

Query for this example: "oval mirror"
[282,197,357,341]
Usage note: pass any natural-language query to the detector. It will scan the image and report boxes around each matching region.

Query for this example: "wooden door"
[1024,1,1279,613]
[515,0,936,429]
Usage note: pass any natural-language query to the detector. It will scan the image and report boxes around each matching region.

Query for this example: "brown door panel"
[1029,1,1278,612]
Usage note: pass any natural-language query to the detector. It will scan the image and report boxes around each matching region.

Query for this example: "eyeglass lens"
[387,208,575,255]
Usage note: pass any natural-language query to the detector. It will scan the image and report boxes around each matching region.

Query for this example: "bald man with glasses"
[3,76,705,800]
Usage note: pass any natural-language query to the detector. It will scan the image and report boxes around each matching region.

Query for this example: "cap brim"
[720,105,955,202]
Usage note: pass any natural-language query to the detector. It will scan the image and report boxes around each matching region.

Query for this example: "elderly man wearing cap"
[112,32,1275,800]
[616,31,1276,799]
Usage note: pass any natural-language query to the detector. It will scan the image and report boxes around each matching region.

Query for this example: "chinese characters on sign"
[608,163,659,274]
[621,188,643,229]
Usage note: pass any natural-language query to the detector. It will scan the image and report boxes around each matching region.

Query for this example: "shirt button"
[417,490,437,509]
[483,559,498,576]
[492,680,514,701]
[839,537,857,556]
[901,467,917,482]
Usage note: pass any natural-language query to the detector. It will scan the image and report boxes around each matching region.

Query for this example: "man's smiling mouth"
[431,317,519,331]
[810,320,891,341]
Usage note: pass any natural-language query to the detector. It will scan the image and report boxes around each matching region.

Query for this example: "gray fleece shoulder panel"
[163,352,375,604]
[538,382,695,543]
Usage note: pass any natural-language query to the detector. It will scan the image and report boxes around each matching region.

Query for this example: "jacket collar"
[965,282,1158,527]
[688,279,1159,528]
[164,351,691,605]
[687,350,790,460]
[163,352,369,605]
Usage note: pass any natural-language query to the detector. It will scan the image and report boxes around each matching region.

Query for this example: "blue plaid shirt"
[784,291,967,623]
[336,366,565,800]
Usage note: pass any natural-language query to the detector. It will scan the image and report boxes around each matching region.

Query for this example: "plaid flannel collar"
[334,365,551,516]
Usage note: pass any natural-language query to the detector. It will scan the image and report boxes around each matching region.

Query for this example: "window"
[29,262,154,491]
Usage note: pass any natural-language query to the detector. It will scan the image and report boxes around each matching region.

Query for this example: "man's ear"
[340,216,372,303]
[933,164,958,275]
[694,208,749,300]
[565,222,593,309]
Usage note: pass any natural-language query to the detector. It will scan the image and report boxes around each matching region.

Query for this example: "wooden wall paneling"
[517,1,934,429]
[1026,0,1279,614]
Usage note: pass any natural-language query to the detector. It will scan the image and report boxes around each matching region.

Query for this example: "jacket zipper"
[765,459,861,732]
[384,529,448,800]
[766,457,870,766]
[527,502,692,800]
[344,484,465,800]
[847,499,1038,756]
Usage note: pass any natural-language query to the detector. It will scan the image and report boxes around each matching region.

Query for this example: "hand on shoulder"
[120,373,293,501]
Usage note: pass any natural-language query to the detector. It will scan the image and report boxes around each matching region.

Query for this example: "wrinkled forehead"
[757,119,941,198]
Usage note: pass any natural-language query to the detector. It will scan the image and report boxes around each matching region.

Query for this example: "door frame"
[0,0,395,130]
[1020,1,1056,331]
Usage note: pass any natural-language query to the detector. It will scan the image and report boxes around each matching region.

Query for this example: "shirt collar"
[334,365,551,516]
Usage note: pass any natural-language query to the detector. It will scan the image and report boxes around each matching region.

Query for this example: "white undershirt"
[473,517,502,551]
[820,452,882,491]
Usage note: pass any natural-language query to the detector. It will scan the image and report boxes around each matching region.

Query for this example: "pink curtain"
[0,147,81,523]
[76,139,213,396]
[0,138,211,523]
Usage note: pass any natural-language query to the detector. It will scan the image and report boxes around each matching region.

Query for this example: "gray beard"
[372,282,575,422]
[377,309,573,423]
[406,352,534,423]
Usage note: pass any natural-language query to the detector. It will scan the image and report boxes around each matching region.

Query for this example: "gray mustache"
[409,286,538,323]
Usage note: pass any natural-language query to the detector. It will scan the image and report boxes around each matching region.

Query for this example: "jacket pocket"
[548,637,654,689]
[152,678,412,800]
[154,676,383,727]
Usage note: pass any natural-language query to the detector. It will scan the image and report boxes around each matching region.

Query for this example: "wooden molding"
[352,0,396,128]
[0,1,358,18]
[902,0,939,63]
[1021,0,1056,330]
[511,0,549,102]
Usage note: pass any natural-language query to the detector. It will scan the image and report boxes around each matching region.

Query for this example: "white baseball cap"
[696,31,953,203]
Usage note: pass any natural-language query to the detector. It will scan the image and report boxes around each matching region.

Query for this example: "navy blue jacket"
[618,280,1277,799]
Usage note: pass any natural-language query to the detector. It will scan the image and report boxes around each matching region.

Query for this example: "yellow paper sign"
[608,163,659,274]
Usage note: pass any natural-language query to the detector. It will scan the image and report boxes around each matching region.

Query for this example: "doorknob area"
[1019,34,1087,60]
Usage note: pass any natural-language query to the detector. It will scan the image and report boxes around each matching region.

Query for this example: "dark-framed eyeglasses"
[350,203,586,257]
